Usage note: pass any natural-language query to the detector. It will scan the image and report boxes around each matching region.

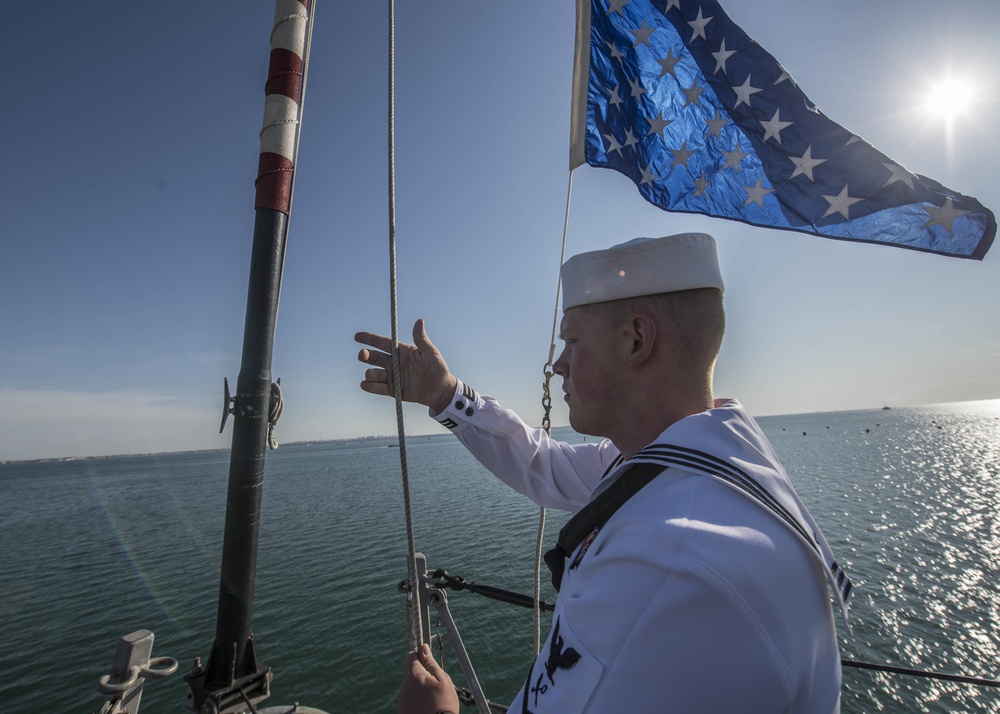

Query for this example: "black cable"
[420,571,1000,690]
[842,658,1000,687]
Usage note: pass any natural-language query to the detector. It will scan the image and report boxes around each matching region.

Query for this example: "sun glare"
[922,76,976,119]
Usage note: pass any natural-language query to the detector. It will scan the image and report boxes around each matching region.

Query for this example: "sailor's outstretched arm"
[428,380,616,511]
[356,320,614,511]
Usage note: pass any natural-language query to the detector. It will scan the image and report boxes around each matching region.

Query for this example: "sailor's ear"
[625,312,656,366]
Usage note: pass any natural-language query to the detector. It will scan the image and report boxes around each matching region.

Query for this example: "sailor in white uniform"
[357,233,851,714]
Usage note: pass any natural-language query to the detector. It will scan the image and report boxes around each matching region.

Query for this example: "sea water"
[1,401,998,713]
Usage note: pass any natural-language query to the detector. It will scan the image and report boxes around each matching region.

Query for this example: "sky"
[1,0,998,461]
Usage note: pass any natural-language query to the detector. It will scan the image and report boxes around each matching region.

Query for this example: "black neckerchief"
[543,462,668,591]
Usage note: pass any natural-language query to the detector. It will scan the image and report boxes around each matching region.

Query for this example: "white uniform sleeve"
[430,381,619,511]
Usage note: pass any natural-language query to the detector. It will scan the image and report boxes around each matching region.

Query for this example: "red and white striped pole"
[255,0,309,215]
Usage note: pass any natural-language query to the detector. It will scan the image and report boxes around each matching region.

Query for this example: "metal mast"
[185,2,312,711]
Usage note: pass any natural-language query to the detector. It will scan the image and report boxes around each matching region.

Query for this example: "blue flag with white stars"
[569,0,995,259]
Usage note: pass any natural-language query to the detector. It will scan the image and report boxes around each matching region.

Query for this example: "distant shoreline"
[0,433,435,466]
[5,399,998,465]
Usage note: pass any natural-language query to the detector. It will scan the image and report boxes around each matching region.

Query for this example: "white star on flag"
[604,132,623,156]
[711,38,736,74]
[687,7,712,42]
[608,84,623,108]
[732,74,762,108]
[692,173,711,196]
[882,162,915,190]
[631,18,656,47]
[821,185,864,220]
[671,142,696,167]
[760,109,793,145]
[646,111,672,137]
[744,177,776,208]
[922,198,971,235]
[789,146,825,181]
[628,77,647,99]
[656,49,681,77]
[722,145,749,171]
[639,163,661,185]
[605,41,625,64]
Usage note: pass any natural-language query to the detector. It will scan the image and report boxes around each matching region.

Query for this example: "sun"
[922,75,976,120]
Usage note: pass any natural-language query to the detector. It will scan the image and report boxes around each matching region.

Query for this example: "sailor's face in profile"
[554,306,622,437]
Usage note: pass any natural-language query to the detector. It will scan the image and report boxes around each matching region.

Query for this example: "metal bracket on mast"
[219,377,236,433]
[185,648,272,714]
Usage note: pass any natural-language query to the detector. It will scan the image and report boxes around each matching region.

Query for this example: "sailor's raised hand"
[356,319,458,414]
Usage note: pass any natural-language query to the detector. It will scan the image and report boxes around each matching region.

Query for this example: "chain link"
[541,362,555,435]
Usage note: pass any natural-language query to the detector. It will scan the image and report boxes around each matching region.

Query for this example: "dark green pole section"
[202,206,286,690]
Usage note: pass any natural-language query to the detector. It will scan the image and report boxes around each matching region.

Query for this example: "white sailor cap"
[561,233,724,310]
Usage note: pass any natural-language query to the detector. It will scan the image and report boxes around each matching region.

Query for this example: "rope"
[387,0,423,652]
[533,169,576,656]
[267,379,283,449]
[531,508,547,657]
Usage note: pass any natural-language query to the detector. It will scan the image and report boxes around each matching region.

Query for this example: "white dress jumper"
[432,383,847,714]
